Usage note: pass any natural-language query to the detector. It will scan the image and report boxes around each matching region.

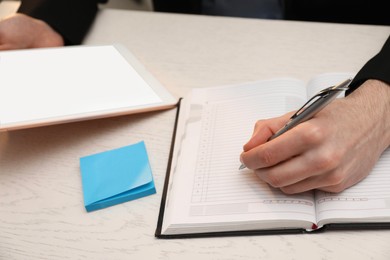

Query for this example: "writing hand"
[240,79,390,194]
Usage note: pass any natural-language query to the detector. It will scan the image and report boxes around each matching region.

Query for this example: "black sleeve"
[17,0,104,45]
[347,35,390,95]
[152,0,201,14]
[283,0,390,26]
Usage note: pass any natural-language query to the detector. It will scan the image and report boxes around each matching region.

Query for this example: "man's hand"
[0,13,64,50]
[240,79,390,194]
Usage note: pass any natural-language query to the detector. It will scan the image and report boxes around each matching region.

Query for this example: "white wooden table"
[1,7,390,259]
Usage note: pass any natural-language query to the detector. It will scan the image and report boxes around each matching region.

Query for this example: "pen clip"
[290,78,351,120]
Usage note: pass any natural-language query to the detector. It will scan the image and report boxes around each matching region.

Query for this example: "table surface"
[1,7,390,260]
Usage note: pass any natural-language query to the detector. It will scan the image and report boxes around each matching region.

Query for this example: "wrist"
[347,79,390,150]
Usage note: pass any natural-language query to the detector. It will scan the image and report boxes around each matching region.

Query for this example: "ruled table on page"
[188,91,313,217]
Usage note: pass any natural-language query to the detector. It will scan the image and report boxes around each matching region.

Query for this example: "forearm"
[346,79,390,150]
[18,0,101,45]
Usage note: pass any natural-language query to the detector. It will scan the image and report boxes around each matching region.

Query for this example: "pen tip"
[239,164,246,170]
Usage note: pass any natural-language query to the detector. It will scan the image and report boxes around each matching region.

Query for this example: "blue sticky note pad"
[79,141,156,212]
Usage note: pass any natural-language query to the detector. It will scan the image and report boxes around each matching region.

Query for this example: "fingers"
[254,148,341,193]
[242,120,274,152]
[241,116,347,194]
[279,172,345,194]
[241,120,323,170]
[277,167,363,194]
[243,112,294,152]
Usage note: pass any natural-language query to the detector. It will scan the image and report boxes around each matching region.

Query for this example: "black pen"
[239,78,352,170]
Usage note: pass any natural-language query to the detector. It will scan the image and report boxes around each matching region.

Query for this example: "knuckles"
[257,169,285,188]
[323,170,347,190]
[300,123,325,145]
[254,119,267,129]
[312,149,342,173]
[256,146,275,167]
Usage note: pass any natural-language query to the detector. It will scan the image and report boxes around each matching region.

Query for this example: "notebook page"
[163,79,317,234]
[315,148,390,226]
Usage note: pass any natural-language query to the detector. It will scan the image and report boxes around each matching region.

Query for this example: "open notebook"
[0,45,176,131]
[155,73,390,238]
